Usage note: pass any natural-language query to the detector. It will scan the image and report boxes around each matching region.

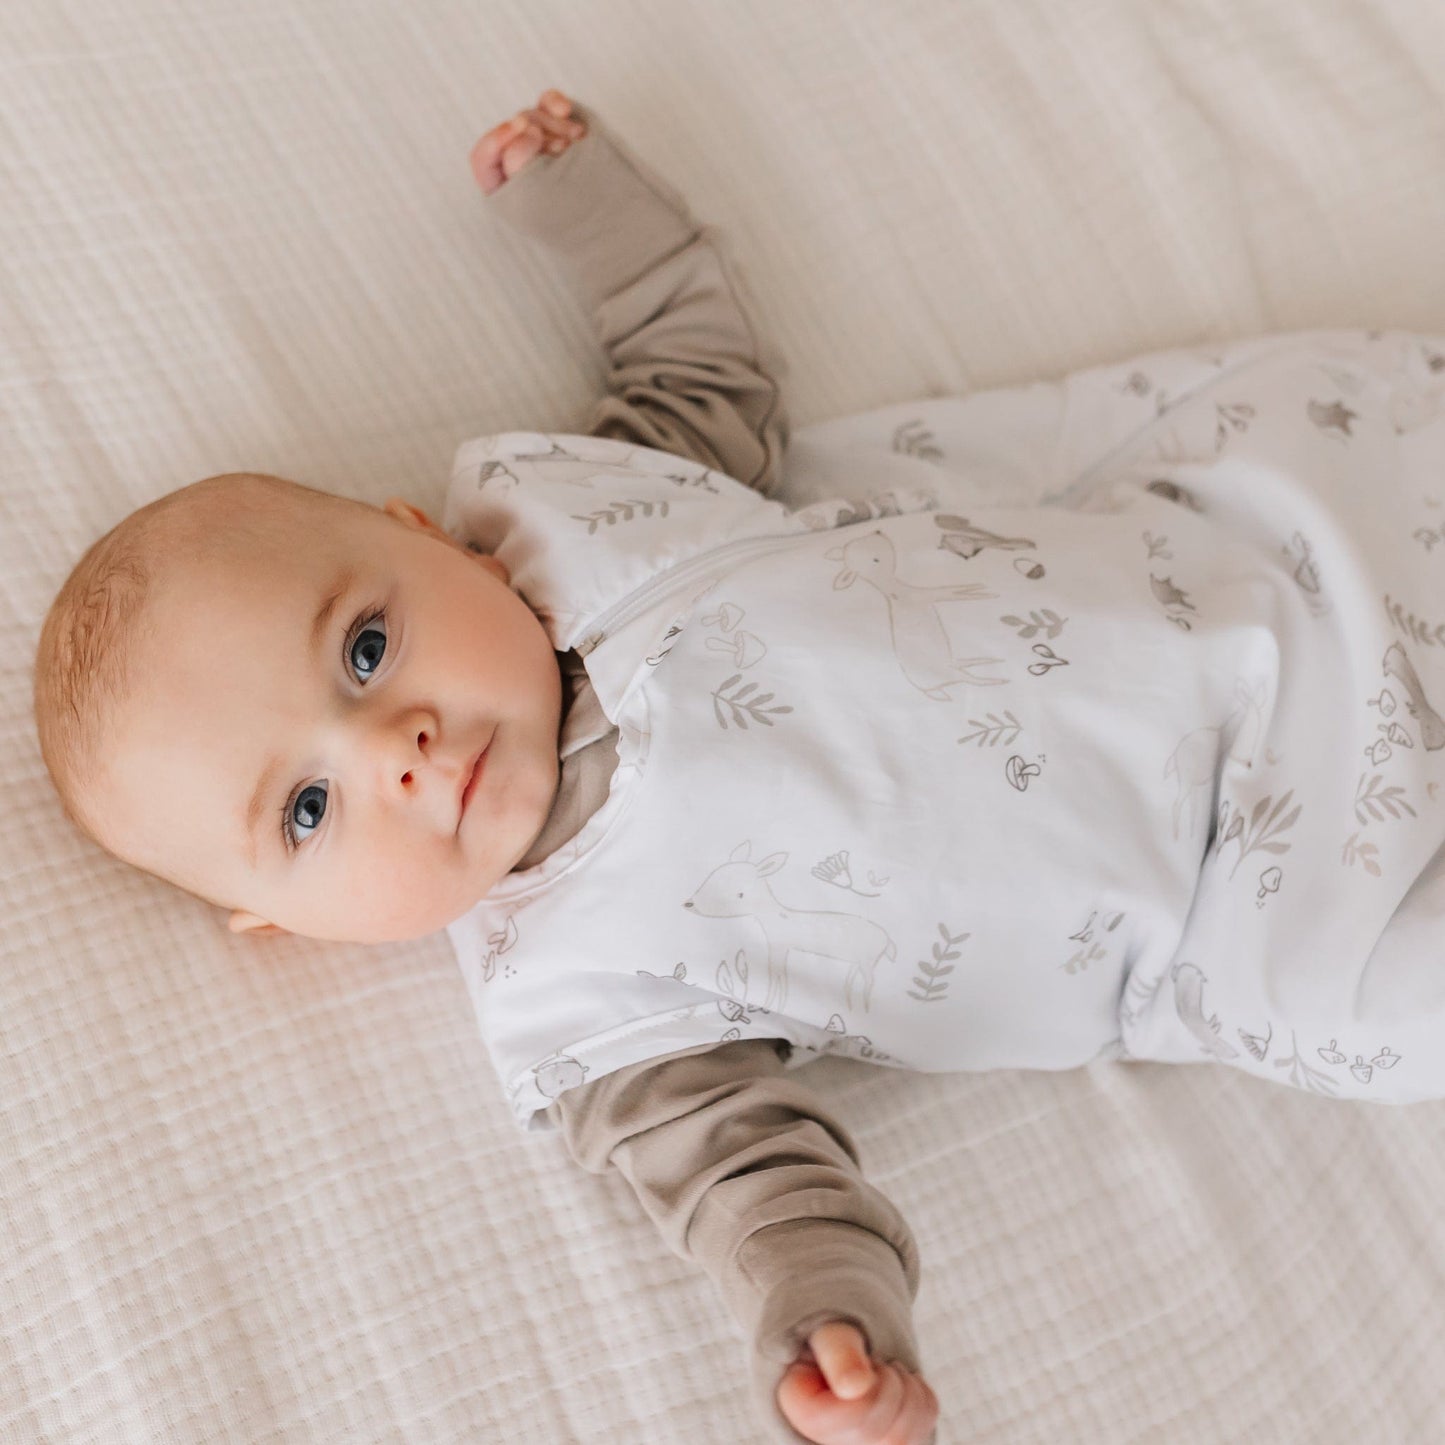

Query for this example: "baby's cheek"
[343,838,473,943]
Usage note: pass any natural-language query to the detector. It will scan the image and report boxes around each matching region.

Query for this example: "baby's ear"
[383,496,445,536]
[228,909,290,938]
[384,496,512,585]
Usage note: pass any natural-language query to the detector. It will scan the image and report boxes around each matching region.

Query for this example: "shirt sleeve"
[482,102,790,498]
[545,1038,924,1445]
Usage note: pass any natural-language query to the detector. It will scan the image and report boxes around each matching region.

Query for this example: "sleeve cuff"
[737,1220,923,1445]
[484,102,703,308]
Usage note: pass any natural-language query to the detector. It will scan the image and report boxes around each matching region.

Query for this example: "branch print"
[571,497,670,533]
[908,923,968,1003]
[958,711,1022,748]
[1218,789,1301,879]
[711,674,794,730]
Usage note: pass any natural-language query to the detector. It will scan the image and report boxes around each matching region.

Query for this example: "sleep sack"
[442,329,1445,1128]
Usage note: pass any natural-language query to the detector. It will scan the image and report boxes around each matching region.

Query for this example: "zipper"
[577,529,803,655]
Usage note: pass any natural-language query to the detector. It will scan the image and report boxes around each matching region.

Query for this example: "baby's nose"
[396,724,431,786]
[364,707,436,793]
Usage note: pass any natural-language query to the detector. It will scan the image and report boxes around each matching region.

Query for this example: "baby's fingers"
[779,1360,929,1444]
[470,103,586,195]
[470,119,538,194]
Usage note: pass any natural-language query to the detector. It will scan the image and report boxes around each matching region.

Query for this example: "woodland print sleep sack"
[443,329,1445,1128]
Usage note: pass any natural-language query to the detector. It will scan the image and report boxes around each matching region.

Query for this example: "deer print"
[826,531,1005,697]
[1164,678,1268,840]
[684,842,896,1014]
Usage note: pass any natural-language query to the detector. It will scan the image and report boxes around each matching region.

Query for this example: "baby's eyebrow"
[308,567,358,656]
[241,566,357,866]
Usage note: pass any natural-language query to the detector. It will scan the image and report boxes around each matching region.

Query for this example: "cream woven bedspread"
[4,3,1445,1441]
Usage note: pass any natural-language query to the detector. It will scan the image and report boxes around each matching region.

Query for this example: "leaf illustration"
[1354,773,1418,825]
[1342,832,1383,876]
[957,711,1021,748]
[571,497,671,534]
[1226,789,1301,879]
[909,924,969,1002]
[711,674,794,730]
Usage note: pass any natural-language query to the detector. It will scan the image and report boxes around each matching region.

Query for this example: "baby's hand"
[470,88,588,196]
[777,1321,939,1445]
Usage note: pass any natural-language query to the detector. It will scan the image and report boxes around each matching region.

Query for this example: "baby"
[32,90,936,1445]
[32,87,1445,1445]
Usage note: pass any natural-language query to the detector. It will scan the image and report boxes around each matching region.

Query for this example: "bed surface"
[4,2,1445,1440]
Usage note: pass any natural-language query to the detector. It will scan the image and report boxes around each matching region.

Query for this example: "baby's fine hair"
[33,471,360,844]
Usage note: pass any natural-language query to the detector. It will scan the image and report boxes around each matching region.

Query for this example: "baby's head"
[34,474,563,943]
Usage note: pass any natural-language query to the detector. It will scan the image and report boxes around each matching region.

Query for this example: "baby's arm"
[473,91,789,497]
[548,1038,937,1445]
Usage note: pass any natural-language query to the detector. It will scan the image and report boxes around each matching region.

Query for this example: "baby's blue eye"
[287,782,327,845]
[349,614,387,680]
[280,607,387,851]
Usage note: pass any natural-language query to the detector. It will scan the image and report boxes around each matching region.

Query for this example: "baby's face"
[94,496,563,943]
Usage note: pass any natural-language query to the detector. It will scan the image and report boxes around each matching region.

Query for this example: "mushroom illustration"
[702,602,744,632]
[1005,755,1042,792]
[706,631,767,668]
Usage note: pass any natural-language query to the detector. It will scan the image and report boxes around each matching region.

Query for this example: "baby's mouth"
[456,736,492,831]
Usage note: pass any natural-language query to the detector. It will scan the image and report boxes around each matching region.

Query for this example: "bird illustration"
[1150,575,1197,612]
[933,514,1037,560]
[1307,399,1358,438]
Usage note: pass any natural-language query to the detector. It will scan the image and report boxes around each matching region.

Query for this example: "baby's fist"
[470,88,587,196]
[777,1321,938,1444]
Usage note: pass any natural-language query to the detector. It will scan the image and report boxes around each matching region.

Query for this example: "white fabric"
[6,3,1445,1443]
[447,331,1445,1129]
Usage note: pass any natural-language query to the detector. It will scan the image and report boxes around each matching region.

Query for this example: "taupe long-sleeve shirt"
[483,105,923,1445]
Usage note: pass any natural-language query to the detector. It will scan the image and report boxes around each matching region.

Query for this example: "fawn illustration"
[826,531,1005,697]
[684,842,896,1014]
[1164,677,1268,840]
